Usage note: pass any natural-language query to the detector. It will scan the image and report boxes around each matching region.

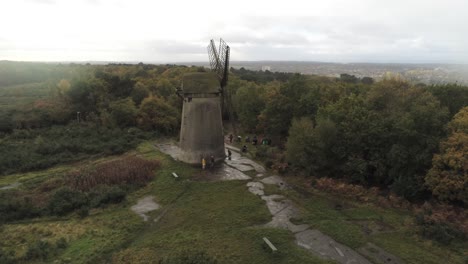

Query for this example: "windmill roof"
[182,72,220,94]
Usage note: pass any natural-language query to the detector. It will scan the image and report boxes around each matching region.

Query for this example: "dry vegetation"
[312,177,468,239]
[66,156,161,191]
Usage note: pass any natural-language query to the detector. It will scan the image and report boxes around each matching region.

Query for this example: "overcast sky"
[1,0,467,63]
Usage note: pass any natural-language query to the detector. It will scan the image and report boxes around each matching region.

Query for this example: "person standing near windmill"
[202,156,206,170]
[210,155,215,168]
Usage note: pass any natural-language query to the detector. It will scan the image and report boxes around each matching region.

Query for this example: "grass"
[1,140,466,263]
[116,141,329,263]
[0,141,328,263]
[0,166,70,188]
[282,177,467,264]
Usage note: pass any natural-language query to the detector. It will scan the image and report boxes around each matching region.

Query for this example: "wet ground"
[152,141,401,264]
[131,196,160,222]
[155,142,259,181]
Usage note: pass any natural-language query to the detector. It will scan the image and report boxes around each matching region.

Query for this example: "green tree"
[156,78,175,98]
[109,98,138,127]
[137,96,179,134]
[234,82,265,131]
[131,82,150,106]
[426,84,468,118]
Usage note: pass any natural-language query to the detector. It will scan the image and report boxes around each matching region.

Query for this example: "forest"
[0,61,467,262]
[1,61,467,203]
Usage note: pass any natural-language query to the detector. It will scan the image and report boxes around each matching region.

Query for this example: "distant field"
[0,82,50,110]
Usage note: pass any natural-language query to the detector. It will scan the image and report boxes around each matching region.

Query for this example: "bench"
[263,237,277,252]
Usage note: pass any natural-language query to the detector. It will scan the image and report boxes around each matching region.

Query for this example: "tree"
[286,117,315,174]
[426,84,468,118]
[258,75,308,137]
[233,82,265,131]
[137,96,179,134]
[131,82,150,106]
[340,73,358,83]
[109,98,138,127]
[425,107,468,204]
[156,78,175,98]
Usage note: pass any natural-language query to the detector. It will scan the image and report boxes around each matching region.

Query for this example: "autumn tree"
[425,106,468,204]
[137,96,179,134]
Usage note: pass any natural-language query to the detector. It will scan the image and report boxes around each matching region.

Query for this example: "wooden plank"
[263,237,277,252]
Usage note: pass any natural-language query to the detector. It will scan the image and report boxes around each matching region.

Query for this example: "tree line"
[230,71,467,205]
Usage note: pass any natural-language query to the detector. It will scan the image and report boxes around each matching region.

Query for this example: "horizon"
[2,59,468,66]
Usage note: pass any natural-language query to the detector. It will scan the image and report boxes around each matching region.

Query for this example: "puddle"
[155,142,252,181]
[247,182,264,196]
[192,165,252,181]
[131,196,160,222]
[261,194,309,233]
[260,175,288,190]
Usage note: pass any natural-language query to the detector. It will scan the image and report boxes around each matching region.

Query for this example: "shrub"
[0,194,41,223]
[24,240,51,260]
[414,202,467,243]
[0,248,15,264]
[0,124,150,175]
[47,187,88,216]
[88,185,126,208]
[77,207,89,218]
[55,238,68,249]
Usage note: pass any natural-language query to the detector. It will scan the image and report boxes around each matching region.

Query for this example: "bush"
[88,185,126,208]
[77,207,89,218]
[0,248,15,264]
[47,187,88,216]
[414,203,467,244]
[55,238,68,249]
[0,193,41,223]
[24,240,51,260]
[0,124,151,176]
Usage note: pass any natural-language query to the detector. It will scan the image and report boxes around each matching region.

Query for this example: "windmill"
[177,39,230,164]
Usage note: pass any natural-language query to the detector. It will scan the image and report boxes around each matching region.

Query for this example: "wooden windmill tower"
[177,39,230,164]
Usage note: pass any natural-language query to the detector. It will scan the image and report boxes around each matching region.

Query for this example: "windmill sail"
[207,38,230,90]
